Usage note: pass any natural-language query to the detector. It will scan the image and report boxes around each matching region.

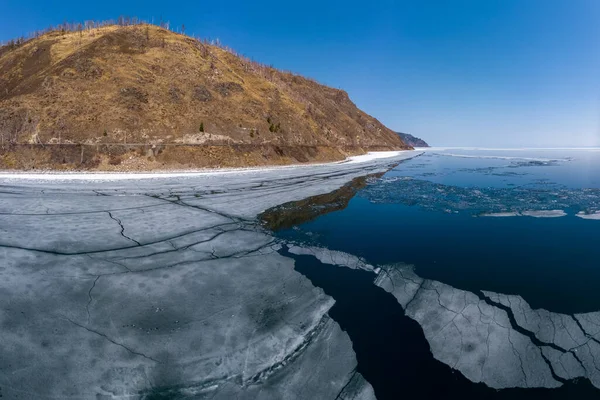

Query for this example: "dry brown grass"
[0,24,410,169]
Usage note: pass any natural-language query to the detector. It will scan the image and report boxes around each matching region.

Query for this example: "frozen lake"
[3,148,600,399]
[0,151,416,399]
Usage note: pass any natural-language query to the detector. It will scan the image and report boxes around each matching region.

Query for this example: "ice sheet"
[0,153,421,398]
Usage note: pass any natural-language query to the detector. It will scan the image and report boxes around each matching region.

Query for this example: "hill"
[396,132,429,147]
[0,23,410,170]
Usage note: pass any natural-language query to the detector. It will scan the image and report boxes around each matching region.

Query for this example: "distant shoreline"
[418,146,600,151]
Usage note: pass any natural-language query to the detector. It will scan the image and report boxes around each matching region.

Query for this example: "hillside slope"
[0,24,410,170]
[396,132,429,147]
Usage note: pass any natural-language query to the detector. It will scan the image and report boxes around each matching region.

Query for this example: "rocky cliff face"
[0,24,410,170]
[396,132,429,147]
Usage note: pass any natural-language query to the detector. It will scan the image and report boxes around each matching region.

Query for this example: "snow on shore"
[0,151,415,181]
[344,151,407,164]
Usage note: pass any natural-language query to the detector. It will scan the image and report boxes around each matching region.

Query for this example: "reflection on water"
[260,172,383,231]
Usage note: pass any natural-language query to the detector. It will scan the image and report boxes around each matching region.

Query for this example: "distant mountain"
[396,132,429,147]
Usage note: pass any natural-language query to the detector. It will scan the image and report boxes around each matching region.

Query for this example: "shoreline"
[0,150,417,181]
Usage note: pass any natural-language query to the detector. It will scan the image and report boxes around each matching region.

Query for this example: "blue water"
[277,148,600,314]
[394,148,600,189]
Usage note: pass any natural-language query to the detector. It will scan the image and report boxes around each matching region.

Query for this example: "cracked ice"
[375,263,600,390]
[0,152,417,399]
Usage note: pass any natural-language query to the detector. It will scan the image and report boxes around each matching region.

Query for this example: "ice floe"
[344,151,413,164]
[361,177,600,217]
[481,210,567,218]
[576,211,600,220]
[479,212,522,217]
[432,152,569,163]
[288,245,375,271]
[375,264,600,390]
[374,265,561,389]
[292,242,600,391]
[520,210,567,218]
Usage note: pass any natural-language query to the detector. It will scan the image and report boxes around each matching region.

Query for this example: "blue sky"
[2,0,600,147]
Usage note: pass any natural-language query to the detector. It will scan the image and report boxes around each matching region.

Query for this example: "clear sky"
[2,0,600,147]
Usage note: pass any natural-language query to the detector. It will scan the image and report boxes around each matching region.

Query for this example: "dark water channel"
[279,246,600,399]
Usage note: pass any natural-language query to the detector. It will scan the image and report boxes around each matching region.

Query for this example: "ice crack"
[106,211,141,246]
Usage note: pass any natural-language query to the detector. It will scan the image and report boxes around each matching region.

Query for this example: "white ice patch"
[520,210,567,218]
[344,151,414,164]
[0,166,326,182]
[377,264,600,390]
[479,212,521,218]
[432,153,568,163]
[576,211,600,220]
[288,245,375,271]
[480,210,566,218]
